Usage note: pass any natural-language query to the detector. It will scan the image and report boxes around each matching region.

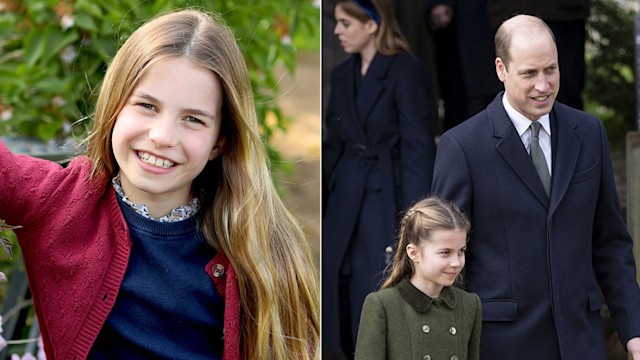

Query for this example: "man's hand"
[627,337,640,359]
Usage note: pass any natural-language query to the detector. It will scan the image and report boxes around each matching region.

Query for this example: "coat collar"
[488,92,548,206]
[363,52,395,80]
[488,92,582,212]
[547,102,582,215]
[329,52,397,147]
[397,278,456,313]
[353,52,395,124]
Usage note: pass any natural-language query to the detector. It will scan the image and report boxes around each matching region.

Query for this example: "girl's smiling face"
[407,229,467,298]
[111,56,224,217]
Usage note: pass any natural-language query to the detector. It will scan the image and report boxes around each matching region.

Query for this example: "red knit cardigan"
[0,142,242,360]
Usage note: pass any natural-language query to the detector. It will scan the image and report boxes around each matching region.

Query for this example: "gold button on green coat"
[449,326,457,335]
[422,325,430,333]
[423,355,431,360]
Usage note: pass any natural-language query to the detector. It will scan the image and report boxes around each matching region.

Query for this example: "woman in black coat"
[322,0,437,357]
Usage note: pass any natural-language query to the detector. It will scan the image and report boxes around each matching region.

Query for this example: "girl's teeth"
[152,157,170,168]
[138,152,174,168]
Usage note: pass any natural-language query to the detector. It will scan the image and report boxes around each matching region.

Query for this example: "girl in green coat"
[355,197,481,360]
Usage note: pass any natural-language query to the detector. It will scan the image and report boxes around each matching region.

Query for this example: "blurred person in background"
[322,0,437,358]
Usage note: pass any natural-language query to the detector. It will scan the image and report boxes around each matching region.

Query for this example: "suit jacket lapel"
[489,94,550,207]
[548,107,581,216]
[355,53,392,126]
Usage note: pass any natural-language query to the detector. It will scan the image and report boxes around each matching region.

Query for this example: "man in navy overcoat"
[431,15,640,359]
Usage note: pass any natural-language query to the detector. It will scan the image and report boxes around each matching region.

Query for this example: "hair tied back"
[353,0,381,24]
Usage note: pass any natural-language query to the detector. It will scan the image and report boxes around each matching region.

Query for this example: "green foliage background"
[584,0,637,146]
[0,0,319,146]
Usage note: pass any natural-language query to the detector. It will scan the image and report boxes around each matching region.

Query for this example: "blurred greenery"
[0,0,319,302]
[0,0,319,147]
[584,0,637,147]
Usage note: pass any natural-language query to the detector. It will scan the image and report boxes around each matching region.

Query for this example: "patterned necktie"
[530,121,551,197]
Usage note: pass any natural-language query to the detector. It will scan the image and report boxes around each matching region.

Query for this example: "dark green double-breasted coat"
[355,279,481,360]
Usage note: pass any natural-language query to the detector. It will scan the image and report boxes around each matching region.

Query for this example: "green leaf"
[74,12,99,32]
[36,121,62,141]
[90,36,118,62]
[0,66,21,83]
[43,30,80,64]
[34,77,68,93]
[75,0,105,18]
[24,31,46,67]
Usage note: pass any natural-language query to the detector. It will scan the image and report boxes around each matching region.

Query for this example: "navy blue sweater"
[89,197,224,359]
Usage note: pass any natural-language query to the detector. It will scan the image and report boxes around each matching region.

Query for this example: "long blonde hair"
[381,197,470,290]
[84,9,319,359]
[334,0,410,56]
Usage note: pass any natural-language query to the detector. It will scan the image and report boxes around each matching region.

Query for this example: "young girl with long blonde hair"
[0,9,318,360]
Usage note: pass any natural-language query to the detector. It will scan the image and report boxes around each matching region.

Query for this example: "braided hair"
[380,197,470,289]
